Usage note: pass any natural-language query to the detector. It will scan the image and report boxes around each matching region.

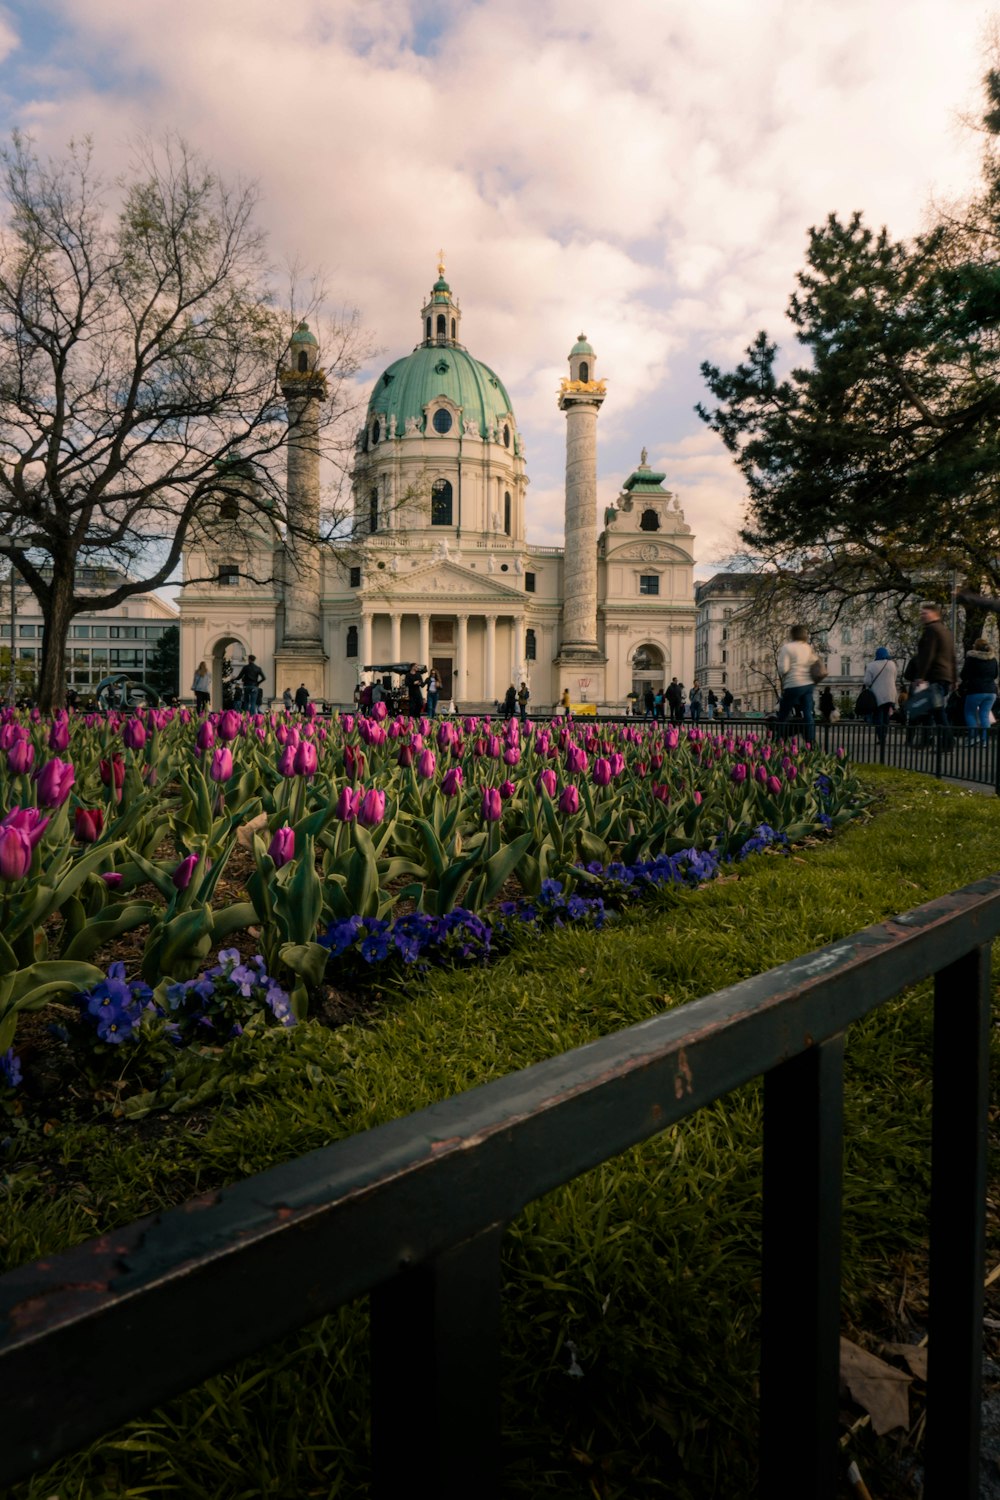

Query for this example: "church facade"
[179,266,697,711]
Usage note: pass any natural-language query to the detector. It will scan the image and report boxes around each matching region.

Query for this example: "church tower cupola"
[569,333,595,386]
[421,253,463,348]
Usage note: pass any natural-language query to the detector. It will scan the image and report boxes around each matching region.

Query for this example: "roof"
[290,321,318,346]
[366,344,518,443]
[571,334,594,356]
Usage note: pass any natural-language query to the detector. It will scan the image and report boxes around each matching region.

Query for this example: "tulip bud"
[293,741,318,777]
[172,852,199,891]
[357,788,386,828]
[74,807,104,843]
[592,757,612,787]
[558,784,580,815]
[122,719,146,751]
[219,710,241,742]
[416,749,437,780]
[210,747,234,783]
[196,720,216,753]
[268,826,295,868]
[499,779,516,799]
[481,786,503,822]
[35,757,75,807]
[503,747,521,767]
[277,745,297,778]
[730,763,748,784]
[536,768,557,797]
[397,744,413,768]
[7,740,33,775]
[335,786,359,822]
[48,718,70,752]
[767,775,782,795]
[101,872,123,888]
[0,824,31,881]
[441,766,463,797]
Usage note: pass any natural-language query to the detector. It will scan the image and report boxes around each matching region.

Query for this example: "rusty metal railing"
[2,875,999,1498]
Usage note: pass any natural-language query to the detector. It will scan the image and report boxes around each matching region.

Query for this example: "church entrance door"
[432,657,453,698]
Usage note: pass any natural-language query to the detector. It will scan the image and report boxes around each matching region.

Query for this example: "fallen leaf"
[236,811,269,848]
[880,1341,928,1381]
[840,1336,911,1435]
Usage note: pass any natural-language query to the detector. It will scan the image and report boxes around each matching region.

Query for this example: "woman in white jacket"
[862,647,897,745]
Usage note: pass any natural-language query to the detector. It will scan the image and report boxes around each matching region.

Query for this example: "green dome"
[367,345,518,443]
[290,321,318,346]
[571,333,594,356]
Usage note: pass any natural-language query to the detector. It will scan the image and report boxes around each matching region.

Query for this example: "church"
[179,264,697,711]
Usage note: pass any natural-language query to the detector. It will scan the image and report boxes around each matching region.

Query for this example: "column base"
[555,646,607,706]
[273,646,329,705]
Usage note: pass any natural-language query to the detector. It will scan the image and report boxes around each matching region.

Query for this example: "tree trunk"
[36,567,75,713]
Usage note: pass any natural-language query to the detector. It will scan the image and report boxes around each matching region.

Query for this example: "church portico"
[355,606,530,706]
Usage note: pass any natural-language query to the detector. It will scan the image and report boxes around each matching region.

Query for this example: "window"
[145,626,166,639]
[639,509,660,532]
[841,655,851,676]
[369,488,379,534]
[426,316,431,339]
[349,566,361,588]
[218,566,240,587]
[639,574,660,596]
[863,626,875,643]
[525,572,536,593]
[722,650,727,663]
[503,491,511,535]
[346,625,358,658]
[432,408,453,435]
[219,496,239,522]
[431,478,453,526]
[840,626,853,645]
[579,361,589,382]
[436,313,446,338]
[18,624,36,637]
[110,649,144,669]
[109,626,140,638]
[371,419,380,446]
[451,318,456,339]
[722,628,728,641]
[502,424,510,448]
[525,628,536,661]
[72,625,90,639]
[297,350,308,372]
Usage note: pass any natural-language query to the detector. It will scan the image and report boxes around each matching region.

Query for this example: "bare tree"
[0,133,370,709]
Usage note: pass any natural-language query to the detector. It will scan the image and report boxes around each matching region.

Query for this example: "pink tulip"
[341,714,354,734]
[268,826,295,868]
[731,763,748,784]
[335,786,359,822]
[48,718,70,752]
[536,768,557,797]
[35,757,75,807]
[3,807,48,846]
[767,775,782,795]
[481,786,503,822]
[503,747,520,767]
[219,710,241,742]
[558,784,580,815]
[416,749,437,779]
[7,740,33,774]
[293,742,318,777]
[0,824,31,880]
[101,872,123,888]
[592,757,612,787]
[397,745,414,768]
[122,718,146,751]
[74,807,104,843]
[277,745,297,778]
[196,720,216,752]
[499,779,516,799]
[357,788,386,827]
[210,747,234,782]
[372,700,388,722]
[441,766,463,797]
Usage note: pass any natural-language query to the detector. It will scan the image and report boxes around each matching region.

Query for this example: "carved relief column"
[485,614,497,703]
[456,614,469,706]
[390,612,401,664]
[419,613,430,669]
[511,614,525,684]
[361,610,373,667]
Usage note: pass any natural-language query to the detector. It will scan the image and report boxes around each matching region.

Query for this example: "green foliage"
[6,770,1000,1498]
[145,624,179,700]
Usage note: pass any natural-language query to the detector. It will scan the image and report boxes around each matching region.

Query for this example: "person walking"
[911,601,957,750]
[426,670,440,718]
[404,662,425,718]
[282,687,294,713]
[517,681,530,723]
[235,655,265,712]
[960,637,998,747]
[819,684,835,724]
[722,688,734,718]
[192,660,211,714]
[776,624,819,745]
[861,646,898,746]
[561,687,571,717]
[294,682,310,714]
[689,681,703,723]
[503,683,517,719]
[643,686,654,718]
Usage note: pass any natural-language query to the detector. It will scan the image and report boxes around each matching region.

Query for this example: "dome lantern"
[421,253,463,349]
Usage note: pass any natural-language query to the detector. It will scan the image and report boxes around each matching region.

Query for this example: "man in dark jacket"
[912,601,956,748]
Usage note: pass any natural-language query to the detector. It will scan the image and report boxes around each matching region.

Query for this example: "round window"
[433,409,453,434]
[500,564,509,572]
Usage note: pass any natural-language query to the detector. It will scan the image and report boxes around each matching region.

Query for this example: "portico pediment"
[365,558,528,601]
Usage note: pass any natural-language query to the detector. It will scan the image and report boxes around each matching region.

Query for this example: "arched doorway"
[209,635,248,711]
[631,643,666,707]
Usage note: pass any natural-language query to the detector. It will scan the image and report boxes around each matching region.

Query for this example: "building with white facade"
[179,264,698,710]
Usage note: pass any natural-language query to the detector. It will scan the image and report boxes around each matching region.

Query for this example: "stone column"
[277,331,329,699]
[485,614,497,703]
[456,614,468,705]
[512,614,525,684]
[361,610,373,666]
[390,612,401,663]
[560,398,602,654]
[419,613,430,669]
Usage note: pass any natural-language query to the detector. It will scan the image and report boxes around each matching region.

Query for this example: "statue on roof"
[640,446,648,466]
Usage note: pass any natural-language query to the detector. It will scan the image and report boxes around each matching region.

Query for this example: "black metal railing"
[2,876,998,1498]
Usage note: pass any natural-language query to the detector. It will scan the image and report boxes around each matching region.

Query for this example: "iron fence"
[1,875,998,1497]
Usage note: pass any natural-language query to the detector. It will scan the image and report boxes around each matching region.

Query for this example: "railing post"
[760,1037,844,1498]
[370,1223,504,1499]
[925,946,991,1498]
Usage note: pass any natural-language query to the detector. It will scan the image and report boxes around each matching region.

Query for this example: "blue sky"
[0,0,990,576]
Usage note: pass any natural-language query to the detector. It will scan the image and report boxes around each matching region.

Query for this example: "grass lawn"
[5,767,1000,1498]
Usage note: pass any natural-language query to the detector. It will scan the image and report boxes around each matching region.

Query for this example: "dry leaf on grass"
[236,811,270,848]
[880,1342,928,1381]
[840,1336,911,1435]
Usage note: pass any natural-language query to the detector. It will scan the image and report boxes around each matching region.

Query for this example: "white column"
[456,614,468,705]
[361,611,372,666]
[419,613,430,669]
[512,614,525,684]
[485,614,497,702]
[390,612,401,663]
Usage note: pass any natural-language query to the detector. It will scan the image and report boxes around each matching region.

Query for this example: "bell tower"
[556,334,607,703]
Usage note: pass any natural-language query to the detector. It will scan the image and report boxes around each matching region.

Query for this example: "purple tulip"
[268,826,295,868]
[536,768,557,798]
[357,788,386,828]
[3,807,48,846]
[0,825,31,880]
[293,741,318,777]
[335,786,359,822]
[48,718,70,752]
[196,720,216,752]
[219,710,241,742]
[122,718,146,751]
[592,757,612,787]
[277,744,297,778]
[101,872,123,888]
[397,744,413,768]
[558,784,580,815]
[730,763,748,784]
[767,775,782,795]
[7,740,33,774]
[341,714,355,734]
[441,766,463,797]
[503,747,521,767]
[209,747,234,782]
[481,786,503,822]
[565,744,588,774]
[35,757,75,807]
[172,852,199,891]
[499,779,516,799]
[416,749,437,780]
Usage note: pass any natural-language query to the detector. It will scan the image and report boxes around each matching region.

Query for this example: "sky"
[0,0,992,578]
